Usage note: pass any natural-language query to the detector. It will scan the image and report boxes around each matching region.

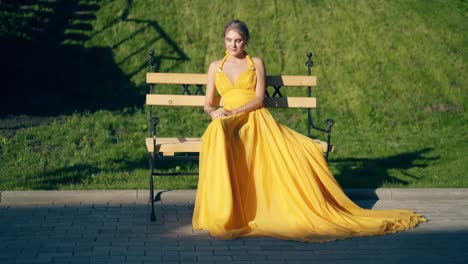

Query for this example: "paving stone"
[0,190,467,263]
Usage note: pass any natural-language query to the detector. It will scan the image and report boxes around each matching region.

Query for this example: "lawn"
[0,0,466,190]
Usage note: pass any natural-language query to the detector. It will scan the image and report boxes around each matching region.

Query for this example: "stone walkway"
[0,189,467,264]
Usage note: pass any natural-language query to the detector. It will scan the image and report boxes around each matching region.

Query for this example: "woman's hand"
[210,108,226,119]
[210,108,234,119]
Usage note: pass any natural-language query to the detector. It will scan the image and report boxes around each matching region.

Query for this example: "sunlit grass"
[0,0,466,190]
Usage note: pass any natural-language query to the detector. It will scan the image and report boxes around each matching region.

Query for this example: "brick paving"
[0,189,467,264]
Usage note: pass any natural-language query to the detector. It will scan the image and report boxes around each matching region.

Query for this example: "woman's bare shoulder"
[251,56,263,63]
[251,57,264,66]
[209,60,222,69]
[251,57,265,71]
[207,60,222,75]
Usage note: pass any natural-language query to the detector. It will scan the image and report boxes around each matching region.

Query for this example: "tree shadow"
[0,0,188,116]
[331,147,439,188]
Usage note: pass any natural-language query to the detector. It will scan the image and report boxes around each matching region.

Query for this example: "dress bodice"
[215,53,257,110]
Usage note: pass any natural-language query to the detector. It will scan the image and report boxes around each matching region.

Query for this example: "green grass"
[0,0,466,190]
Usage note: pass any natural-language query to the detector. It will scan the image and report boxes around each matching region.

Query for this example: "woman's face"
[224,30,246,57]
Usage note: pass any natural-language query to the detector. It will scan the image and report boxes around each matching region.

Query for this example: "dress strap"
[246,54,255,71]
[218,52,229,71]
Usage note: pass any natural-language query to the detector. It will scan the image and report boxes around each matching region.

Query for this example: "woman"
[192,20,426,242]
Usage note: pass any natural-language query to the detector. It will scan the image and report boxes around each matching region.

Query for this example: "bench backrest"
[146,73,317,108]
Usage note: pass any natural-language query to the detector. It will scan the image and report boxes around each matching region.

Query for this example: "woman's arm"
[223,57,266,115]
[204,61,224,119]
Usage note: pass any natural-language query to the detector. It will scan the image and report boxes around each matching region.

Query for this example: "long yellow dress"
[192,53,427,242]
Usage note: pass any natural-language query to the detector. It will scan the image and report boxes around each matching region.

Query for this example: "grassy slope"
[0,0,466,190]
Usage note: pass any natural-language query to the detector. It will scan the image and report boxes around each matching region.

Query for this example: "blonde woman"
[192,20,426,242]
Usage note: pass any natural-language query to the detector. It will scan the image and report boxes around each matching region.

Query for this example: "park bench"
[145,51,335,221]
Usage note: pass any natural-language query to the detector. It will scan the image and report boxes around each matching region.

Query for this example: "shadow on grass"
[15,155,199,190]
[23,146,438,190]
[331,147,438,188]
[0,0,188,116]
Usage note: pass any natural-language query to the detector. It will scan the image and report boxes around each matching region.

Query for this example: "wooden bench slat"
[264,97,316,108]
[147,73,317,87]
[155,137,201,143]
[146,94,316,108]
[146,137,333,155]
[147,73,207,85]
[146,94,208,106]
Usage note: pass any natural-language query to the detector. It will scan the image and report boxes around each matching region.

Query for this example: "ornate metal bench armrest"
[308,117,335,161]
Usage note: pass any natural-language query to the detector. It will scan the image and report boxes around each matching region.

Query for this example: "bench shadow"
[331,147,438,186]
[327,147,438,208]
[0,0,188,116]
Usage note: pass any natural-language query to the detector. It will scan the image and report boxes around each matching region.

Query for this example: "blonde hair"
[223,20,249,44]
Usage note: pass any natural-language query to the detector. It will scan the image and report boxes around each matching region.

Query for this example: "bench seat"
[146,137,333,156]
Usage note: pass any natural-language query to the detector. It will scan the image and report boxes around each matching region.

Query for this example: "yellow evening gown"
[192,53,427,242]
